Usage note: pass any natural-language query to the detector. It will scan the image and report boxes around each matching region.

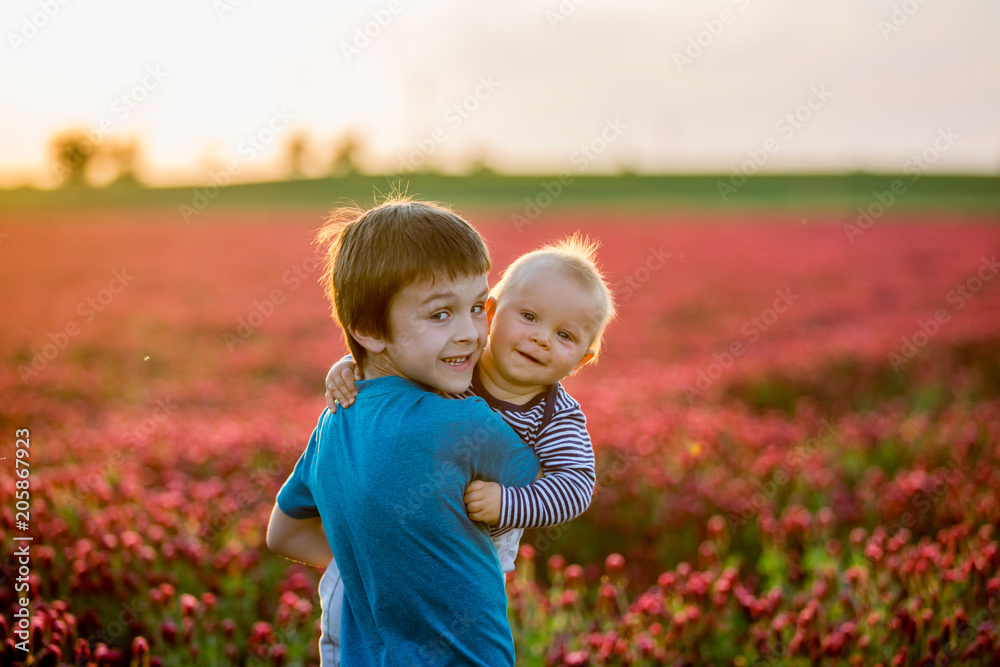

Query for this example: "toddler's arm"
[466,408,596,528]
[266,504,334,568]
[325,356,360,412]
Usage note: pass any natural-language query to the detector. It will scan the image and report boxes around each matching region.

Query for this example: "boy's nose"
[455,313,483,344]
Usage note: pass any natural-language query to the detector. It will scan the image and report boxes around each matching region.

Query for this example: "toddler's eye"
[521,312,536,322]
[558,331,573,341]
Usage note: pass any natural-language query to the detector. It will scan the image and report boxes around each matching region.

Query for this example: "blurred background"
[2,0,998,194]
[3,2,1000,666]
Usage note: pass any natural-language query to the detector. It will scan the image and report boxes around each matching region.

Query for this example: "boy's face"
[486,265,600,389]
[375,272,489,394]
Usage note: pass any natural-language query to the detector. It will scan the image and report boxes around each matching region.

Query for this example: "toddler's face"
[487,265,600,389]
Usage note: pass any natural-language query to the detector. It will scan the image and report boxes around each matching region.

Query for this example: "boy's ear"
[485,296,497,335]
[571,349,596,375]
[349,327,387,354]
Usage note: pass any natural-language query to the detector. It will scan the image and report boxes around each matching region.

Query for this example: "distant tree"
[49,130,97,186]
[106,138,140,185]
[465,146,497,176]
[285,130,311,179]
[89,137,142,186]
[329,131,361,176]
[49,130,142,187]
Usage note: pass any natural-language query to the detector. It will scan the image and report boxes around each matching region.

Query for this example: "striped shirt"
[462,372,596,569]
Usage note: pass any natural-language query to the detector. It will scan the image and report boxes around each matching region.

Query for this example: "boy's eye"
[521,312,536,322]
[472,303,485,314]
[430,311,449,321]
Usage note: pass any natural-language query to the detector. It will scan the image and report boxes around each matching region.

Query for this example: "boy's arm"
[486,407,596,529]
[266,504,334,568]
[269,416,334,567]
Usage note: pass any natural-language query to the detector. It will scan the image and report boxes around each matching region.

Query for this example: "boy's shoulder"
[350,376,513,434]
[319,376,462,432]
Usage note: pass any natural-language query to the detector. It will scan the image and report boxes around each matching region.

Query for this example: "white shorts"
[318,559,344,667]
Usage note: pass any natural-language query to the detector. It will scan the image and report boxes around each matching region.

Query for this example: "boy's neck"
[477,348,545,406]
[360,353,397,381]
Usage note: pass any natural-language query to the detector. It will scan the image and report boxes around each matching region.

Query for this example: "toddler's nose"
[530,331,549,349]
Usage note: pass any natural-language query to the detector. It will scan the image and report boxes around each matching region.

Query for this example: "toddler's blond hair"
[491,233,616,362]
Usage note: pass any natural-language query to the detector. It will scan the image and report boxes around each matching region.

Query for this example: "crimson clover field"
[1,208,999,666]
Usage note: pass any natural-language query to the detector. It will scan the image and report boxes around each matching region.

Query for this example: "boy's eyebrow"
[420,287,489,306]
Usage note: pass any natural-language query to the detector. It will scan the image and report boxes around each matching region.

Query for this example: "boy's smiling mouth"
[442,354,473,368]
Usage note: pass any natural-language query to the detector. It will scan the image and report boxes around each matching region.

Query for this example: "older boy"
[266,199,540,665]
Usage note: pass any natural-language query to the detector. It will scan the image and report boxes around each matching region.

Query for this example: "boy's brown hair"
[315,196,491,369]
[490,233,616,362]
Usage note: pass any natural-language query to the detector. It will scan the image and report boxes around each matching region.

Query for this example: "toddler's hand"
[326,358,360,413]
[463,480,502,525]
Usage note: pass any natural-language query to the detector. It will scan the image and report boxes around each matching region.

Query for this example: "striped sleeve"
[497,402,596,529]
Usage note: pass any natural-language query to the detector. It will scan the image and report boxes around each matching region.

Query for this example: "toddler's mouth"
[442,354,472,367]
[516,350,543,365]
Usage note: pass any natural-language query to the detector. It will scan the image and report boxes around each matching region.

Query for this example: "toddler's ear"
[485,297,497,334]
[349,327,387,354]
[571,349,596,375]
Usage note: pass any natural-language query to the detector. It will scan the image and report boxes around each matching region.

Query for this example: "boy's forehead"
[401,271,489,302]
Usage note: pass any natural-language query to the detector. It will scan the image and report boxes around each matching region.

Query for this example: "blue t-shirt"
[276,375,540,666]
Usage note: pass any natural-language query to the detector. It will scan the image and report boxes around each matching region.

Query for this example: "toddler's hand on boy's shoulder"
[463,480,502,525]
[325,357,360,413]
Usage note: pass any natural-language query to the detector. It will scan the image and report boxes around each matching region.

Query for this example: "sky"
[1,0,998,187]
